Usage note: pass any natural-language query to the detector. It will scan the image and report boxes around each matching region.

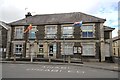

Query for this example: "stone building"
[7,12,114,62]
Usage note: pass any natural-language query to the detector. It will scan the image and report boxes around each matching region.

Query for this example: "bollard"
[13,54,16,62]
[49,57,51,63]
[31,54,33,63]
[68,55,71,63]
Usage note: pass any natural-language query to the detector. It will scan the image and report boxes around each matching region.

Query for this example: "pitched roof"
[112,36,120,41]
[9,12,106,26]
[104,26,115,31]
[0,21,10,30]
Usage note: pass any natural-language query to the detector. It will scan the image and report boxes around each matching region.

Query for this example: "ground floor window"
[38,44,44,54]
[14,44,23,54]
[82,43,95,56]
[61,42,74,55]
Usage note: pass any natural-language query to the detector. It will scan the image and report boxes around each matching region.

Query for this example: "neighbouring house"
[104,26,115,62]
[112,35,120,63]
[0,21,11,59]
[7,12,115,62]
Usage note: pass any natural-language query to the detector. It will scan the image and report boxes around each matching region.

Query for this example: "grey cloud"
[0,4,25,23]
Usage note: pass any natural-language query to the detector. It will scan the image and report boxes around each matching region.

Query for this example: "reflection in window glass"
[14,44,23,54]
[62,26,74,38]
[81,25,94,38]
[15,27,24,39]
[29,26,36,39]
[45,25,57,38]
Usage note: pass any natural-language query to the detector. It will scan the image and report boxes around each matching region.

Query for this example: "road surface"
[1,63,119,78]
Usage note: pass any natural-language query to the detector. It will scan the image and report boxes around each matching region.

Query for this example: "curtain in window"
[82,44,95,56]
[81,25,94,38]
[62,27,74,38]
[62,43,74,55]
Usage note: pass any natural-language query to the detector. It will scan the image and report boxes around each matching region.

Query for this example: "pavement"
[0,60,119,72]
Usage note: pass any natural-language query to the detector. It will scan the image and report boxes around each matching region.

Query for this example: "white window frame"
[14,26,24,39]
[81,43,95,56]
[61,24,74,38]
[61,42,74,55]
[81,24,95,38]
[45,25,57,38]
[14,43,23,54]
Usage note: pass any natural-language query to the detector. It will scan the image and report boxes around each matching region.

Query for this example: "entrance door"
[48,43,56,58]
[49,45,53,56]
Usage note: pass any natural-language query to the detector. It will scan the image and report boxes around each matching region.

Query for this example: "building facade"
[8,12,114,62]
[113,36,120,57]
[0,21,11,58]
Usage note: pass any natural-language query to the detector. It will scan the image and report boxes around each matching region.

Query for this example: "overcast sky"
[0,0,119,37]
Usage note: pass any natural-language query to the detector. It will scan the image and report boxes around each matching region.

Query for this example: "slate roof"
[112,36,120,41]
[9,12,106,26]
[104,26,115,31]
[0,21,10,30]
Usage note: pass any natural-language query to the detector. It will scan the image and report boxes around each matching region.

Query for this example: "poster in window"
[73,47,77,53]
[78,47,82,53]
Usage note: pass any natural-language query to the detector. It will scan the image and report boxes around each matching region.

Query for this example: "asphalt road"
[1,63,119,78]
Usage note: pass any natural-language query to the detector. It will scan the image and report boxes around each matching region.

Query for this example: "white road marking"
[54,67,59,69]
[44,69,50,71]
[51,69,59,72]
[26,65,85,74]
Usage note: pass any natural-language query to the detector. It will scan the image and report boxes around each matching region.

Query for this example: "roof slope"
[0,21,10,30]
[104,26,115,31]
[9,12,106,26]
[112,36,120,41]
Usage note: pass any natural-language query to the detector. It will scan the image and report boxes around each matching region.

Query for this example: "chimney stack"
[25,12,32,18]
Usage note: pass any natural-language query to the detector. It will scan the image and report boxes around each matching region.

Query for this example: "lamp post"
[30,28,38,63]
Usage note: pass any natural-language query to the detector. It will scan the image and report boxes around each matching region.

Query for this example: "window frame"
[81,43,95,56]
[61,24,74,38]
[14,26,24,39]
[61,42,74,55]
[81,24,95,38]
[14,43,23,54]
[45,25,57,39]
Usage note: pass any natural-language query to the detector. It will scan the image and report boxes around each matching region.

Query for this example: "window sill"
[82,54,95,56]
[80,37,95,38]
[14,38,24,39]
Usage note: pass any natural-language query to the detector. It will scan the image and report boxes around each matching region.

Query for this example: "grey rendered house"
[8,12,114,62]
[0,21,11,59]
